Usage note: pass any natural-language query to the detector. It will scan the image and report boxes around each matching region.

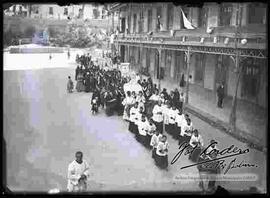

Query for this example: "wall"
[206,3,219,28]
[190,7,199,28]
[257,60,266,108]
[204,54,216,90]
[173,6,181,30]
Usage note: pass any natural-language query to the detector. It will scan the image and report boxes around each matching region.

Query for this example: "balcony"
[113,25,266,50]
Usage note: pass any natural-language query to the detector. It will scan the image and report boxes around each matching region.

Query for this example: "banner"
[180,7,195,29]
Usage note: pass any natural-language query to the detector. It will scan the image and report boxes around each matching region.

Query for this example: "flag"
[180,7,195,29]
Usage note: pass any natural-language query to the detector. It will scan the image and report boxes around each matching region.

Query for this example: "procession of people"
[67,51,219,192]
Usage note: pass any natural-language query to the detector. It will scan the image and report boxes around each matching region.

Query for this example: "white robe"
[152,105,163,123]
[67,160,90,192]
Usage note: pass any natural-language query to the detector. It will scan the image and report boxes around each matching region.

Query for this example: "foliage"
[50,23,107,48]
[23,25,36,37]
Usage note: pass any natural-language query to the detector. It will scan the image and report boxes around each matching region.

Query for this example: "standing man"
[217,83,225,108]
[67,151,90,192]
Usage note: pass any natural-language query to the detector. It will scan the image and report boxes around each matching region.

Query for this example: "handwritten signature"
[171,141,258,174]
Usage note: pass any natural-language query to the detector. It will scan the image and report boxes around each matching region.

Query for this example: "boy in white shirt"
[189,129,203,162]
[163,102,171,135]
[149,90,161,102]
[137,114,149,147]
[179,118,193,146]
[156,135,169,170]
[150,130,162,161]
[168,105,179,139]
[152,100,164,134]
[175,110,185,141]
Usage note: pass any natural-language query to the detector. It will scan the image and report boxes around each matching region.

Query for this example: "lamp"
[182,36,185,42]
[241,38,247,45]
[200,37,205,43]
[170,29,175,37]
[224,37,229,45]
[213,36,217,43]
[206,27,214,34]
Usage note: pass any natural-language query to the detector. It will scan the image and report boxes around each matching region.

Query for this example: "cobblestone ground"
[3,52,266,193]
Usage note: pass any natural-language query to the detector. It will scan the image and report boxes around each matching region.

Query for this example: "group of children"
[121,82,205,170]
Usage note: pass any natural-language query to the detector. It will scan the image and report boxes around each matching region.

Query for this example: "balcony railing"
[112,28,266,50]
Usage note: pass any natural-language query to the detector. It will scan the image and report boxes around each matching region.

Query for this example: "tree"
[24,25,36,37]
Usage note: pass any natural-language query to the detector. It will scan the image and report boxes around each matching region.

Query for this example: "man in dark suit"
[217,83,225,108]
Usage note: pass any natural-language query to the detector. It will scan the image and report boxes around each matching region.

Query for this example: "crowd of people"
[66,52,220,192]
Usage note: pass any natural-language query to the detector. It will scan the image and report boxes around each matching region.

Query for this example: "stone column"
[241,3,248,26]
[190,7,199,28]
[171,50,176,79]
[130,10,134,33]
[173,6,181,30]
[206,3,220,28]
[152,7,157,32]
[162,4,168,31]
[143,9,148,32]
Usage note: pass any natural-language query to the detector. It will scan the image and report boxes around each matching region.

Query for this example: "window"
[167,4,174,30]
[64,8,68,15]
[148,9,152,31]
[138,10,143,33]
[248,3,265,24]
[156,6,162,31]
[219,3,233,26]
[199,7,208,28]
[49,7,53,15]
[133,14,137,33]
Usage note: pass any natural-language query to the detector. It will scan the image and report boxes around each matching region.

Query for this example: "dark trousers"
[154,121,163,134]
[217,96,224,108]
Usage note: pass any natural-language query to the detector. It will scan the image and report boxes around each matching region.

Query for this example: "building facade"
[110,3,267,109]
[4,4,109,20]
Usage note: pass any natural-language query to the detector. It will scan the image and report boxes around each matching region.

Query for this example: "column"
[152,7,157,32]
[162,4,168,31]
[206,3,220,28]
[158,47,162,91]
[173,6,181,30]
[185,47,192,105]
[241,3,249,26]
[171,51,176,79]
[144,9,148,33]
[190,7,199,28]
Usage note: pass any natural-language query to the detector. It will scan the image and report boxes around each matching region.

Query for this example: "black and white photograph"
[2,2,268,195]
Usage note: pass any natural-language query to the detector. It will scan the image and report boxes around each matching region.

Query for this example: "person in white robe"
[156,135,169,170]
[152,100,164,133]
[67,151,90,192]
[146,118,156,149]
[168,105,179,139]
[136,91,146,112]
[189,129,204,162]
[137,115,149,147]
[179,118,193,146]
[122,91,135,120]
[175,111,185,143]
[149,90,161,102]
[150,130,163,161]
